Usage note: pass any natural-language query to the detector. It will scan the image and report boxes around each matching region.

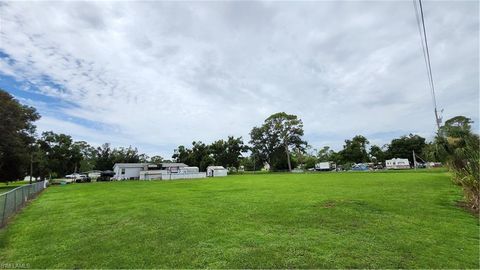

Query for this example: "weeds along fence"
[0,181,46,227]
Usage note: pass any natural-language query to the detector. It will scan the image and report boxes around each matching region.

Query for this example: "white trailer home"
[139,166,205,180]
[385,158,410,169]
[207,166,228,177]
[114,162,209,181]
[113,163,150,180]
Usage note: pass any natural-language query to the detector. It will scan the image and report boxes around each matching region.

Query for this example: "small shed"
[207,166,228,177]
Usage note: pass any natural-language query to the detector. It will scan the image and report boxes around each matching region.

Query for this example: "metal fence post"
[1,194,7,226]
[13,189,17,213]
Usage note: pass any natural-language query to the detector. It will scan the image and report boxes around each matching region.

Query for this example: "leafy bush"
[448,135,479,212]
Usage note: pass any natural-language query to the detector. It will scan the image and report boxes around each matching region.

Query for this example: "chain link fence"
[0,181,46,227]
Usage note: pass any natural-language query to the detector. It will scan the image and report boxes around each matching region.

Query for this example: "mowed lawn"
[0,171,478,268]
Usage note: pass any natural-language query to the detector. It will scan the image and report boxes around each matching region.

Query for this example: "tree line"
[1,88,478,199]
[0,90,157,181]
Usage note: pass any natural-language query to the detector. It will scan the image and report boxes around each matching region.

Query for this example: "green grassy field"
[0,170,478,268]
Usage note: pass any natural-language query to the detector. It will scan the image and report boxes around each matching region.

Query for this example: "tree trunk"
[285,145,292,172]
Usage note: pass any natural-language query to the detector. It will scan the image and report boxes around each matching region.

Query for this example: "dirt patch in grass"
[321,200,337,208]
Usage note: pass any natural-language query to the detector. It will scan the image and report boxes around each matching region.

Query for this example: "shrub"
[448,135,479,212]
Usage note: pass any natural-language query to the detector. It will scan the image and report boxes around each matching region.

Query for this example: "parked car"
[75,175,91,183]
[416,163,427,168]
[65,173,88,183]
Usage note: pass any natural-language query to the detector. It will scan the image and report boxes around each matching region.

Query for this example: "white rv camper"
[385,158,410,169]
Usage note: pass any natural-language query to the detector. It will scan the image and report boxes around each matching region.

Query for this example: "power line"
[413,1,433,106]
[413,0,442,130]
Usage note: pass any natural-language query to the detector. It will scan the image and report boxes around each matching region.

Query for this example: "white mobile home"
[113,162,209,181]
[113,163,150,180]
[385,158,410,169]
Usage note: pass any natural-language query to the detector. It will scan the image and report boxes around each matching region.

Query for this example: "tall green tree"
[172,141,214,171]
[36,131,83,178]
[250,112,305,171]
[93,143,148,170]
[317,146,335,162]
[73,141,97,172]
[149,155,164,164]
[369,145,387,163]
[439,116,474,139]
[95,143,115,171]
[112,146,145,164]
[293,145,316,169]
[432,116,477,166]
[386,134,426,164]
[172,145,192,165]
[0,90,40,182]
[240,149,264,171]
[249,125,278,168]
[190,141,214,171]
[339,135,370,163]
[210,136,248,169]
[434,115,479,210]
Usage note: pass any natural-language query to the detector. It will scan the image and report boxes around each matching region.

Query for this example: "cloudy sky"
[0,1,478,157]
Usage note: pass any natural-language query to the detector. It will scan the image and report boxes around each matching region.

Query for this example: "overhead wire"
[413,0,442,129]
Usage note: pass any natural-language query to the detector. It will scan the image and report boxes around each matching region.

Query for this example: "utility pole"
[413,150,417,170]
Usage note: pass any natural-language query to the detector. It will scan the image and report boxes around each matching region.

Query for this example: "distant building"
[113,163,150,180]
[385,158,410,169]
[207,166,228,177]
[113,162,205,180]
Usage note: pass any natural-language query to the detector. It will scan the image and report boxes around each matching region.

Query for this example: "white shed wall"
[115,167,143,180]
[164,172,206,180]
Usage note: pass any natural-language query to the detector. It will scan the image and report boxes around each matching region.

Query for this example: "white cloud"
[0,1,478,157]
